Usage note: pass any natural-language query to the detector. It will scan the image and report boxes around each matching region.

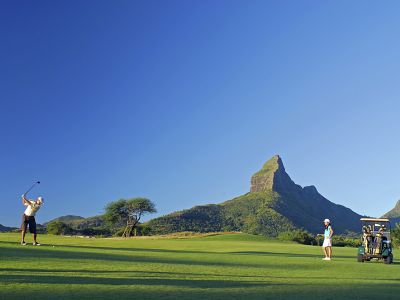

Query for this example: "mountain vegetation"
[382,200,400,225]
[45,215,109,236]
[382,200,400,218]
[46,221,73,235]
[0,224,15,232]
[44,215,85,225]
[148,155,362,236]
[18,155,398,238]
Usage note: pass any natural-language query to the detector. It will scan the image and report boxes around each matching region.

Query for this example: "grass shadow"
[0,244,273,269]
[230,251,350,259]
[0,273,289,288]
[0,240,354,259]
[1,268,399,282]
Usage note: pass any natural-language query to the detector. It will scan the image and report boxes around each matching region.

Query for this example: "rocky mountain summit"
[148,155,362,235]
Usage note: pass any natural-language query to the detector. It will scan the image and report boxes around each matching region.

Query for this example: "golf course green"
[0,233,398,300]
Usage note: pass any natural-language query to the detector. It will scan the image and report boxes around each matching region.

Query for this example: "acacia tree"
[105,198,156,237]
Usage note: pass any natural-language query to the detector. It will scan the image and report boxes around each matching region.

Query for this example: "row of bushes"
[45,221,152,237]
[277,229,362,247]
[46,221,112,236]
[41,222,374,247]
[392,223,400,247]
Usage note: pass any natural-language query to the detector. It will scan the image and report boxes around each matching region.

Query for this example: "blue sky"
[1,1,400,226]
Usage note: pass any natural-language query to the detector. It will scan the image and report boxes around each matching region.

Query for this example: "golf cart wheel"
[357,254,364,262]
[384,254,393,265]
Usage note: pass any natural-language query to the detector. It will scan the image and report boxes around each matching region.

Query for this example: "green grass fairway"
[0,233,398,300]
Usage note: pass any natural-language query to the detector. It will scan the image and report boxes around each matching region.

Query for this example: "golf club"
[23,181,41,196]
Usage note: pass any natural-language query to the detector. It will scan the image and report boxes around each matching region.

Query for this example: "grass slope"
[383,200,400,219]
[0,233,398,300]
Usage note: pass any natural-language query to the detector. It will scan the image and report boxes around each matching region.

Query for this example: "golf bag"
[373,234,383,255]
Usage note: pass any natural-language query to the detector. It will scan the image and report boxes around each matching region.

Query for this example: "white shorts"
[323,238,332,247]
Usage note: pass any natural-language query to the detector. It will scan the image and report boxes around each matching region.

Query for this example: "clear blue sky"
[1,1,400,227]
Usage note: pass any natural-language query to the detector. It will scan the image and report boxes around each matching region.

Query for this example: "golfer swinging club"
[322,218,334,260]
[21,194,43,246]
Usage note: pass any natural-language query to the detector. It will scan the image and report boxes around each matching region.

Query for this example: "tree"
[278,230,316,245]
[393,223,400,247]
[46,221,72,235]
[104,198,156,237]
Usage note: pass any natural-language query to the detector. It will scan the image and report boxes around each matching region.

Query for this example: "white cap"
[323,218,330,223]
[37,196,44,203]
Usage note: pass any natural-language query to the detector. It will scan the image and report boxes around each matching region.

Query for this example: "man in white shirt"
[21,194,43,246]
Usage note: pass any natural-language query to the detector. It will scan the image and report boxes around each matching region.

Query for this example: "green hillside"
[46,215,105,229]
[44,215,108,236]
[382,200,400,218]
[382,200,400,225]
[45,215,85,225]
[149,191,294,236]
[0,224,14,232]
[72,215,105,229]
[148,156,362,235]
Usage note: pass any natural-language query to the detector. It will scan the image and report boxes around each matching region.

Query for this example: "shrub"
[278,230,316,245]
[332,235,362,247]
[392,223,400,247]
[79,227,112,237]
[46,221,72,235]
[136,224,151,236]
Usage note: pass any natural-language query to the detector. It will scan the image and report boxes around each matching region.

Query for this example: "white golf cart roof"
[360,218,390,222]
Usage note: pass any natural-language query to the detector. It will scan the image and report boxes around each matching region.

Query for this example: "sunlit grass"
[0,233,398,300]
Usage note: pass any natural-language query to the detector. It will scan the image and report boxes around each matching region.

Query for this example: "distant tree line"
[277,229,363,247]
[393,223,400,247]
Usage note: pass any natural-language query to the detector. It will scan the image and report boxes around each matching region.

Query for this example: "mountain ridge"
[148,155,362,235]
[0,224,16,232]
[382,200,400,225]
[44,215,85,225]
[382,200,400,218]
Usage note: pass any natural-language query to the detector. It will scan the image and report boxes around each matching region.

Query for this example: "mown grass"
[0,233,398,300]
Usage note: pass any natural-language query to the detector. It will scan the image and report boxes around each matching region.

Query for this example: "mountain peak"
[257,155,284,174]
[303,185,318,194]
[250,155,292,193]
[150,155,362,235]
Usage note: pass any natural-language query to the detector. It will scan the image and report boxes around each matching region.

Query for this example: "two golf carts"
[357,218,394,264]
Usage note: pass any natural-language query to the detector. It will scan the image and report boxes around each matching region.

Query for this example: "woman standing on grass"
[322,219,334,260]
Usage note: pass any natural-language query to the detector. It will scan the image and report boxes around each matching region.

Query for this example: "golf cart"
[357,218,393,264]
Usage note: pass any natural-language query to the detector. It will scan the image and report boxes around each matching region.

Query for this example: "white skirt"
[323,238,332,247]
